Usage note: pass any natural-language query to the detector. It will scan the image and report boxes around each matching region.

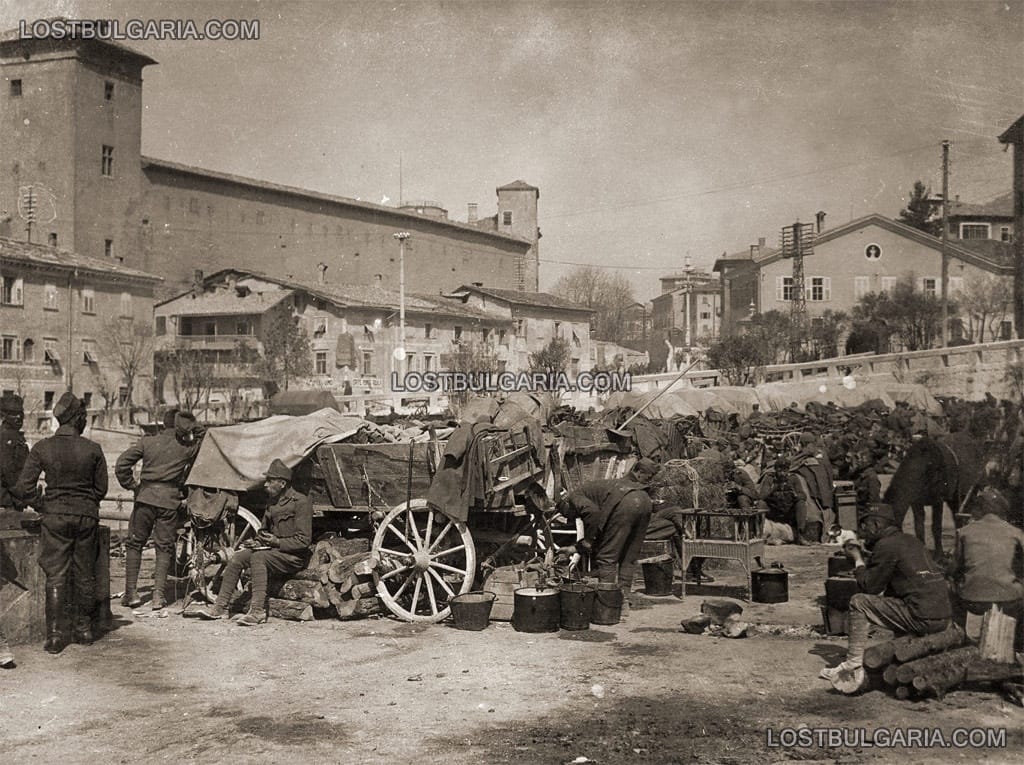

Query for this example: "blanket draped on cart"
[426,422,504,523]
[186,408,366,491]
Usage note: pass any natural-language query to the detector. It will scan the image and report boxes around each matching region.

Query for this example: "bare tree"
[552,266,636,341]
[98,316,155,411]
[958,274,1013,343]
[158,344,215,412]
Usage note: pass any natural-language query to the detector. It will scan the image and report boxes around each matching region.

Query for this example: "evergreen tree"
[897,180,941,236]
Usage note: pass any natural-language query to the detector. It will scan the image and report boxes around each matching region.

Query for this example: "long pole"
[393,232,410,379]
[940,139,950,348]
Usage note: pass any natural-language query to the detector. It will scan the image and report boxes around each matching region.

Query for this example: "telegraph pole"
[998,116,1024,340]
[940,140,950,347]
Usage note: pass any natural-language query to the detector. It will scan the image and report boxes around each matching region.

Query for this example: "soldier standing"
[0,393,29,511]
[16,393,108,654]
[115,410,202,610]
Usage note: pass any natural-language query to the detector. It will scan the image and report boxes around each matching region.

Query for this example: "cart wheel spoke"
[378,547,410,560]
[411,574,423,614]
[432,561,468,577]
[393,569,416,600]
[431,544,466,560]
[424,573,440,615]
[423,510,435,550]
[384,525,417,554]
[427,521,454,553]
[406,508,424,548]
[381,564,414,582]
[427,568,456,598]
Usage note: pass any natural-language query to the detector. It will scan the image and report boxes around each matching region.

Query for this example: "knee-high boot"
[151,552,172,610]
[44,585,67,654]
[122,547,143,608]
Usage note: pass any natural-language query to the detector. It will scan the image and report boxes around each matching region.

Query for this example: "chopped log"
[864,642,896,670]
[894,684,913,700]
[335,573,358,597]
[313,537,370,566]
[1002,682,1024,706]
[353,557,379,576]
[268,598,314,622]
[327,552,375,585]
[349,581,376,600]
[290,568,322,583]
[895,646,980,685]
[964,659,1024,685]
[892,623,965,663]
[721,614,749,639]
[277,579,332,610]
[912,662,975,700]
[335,595,384,621]
[882,664,900,686]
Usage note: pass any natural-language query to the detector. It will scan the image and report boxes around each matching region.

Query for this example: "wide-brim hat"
[630,457,660,482]
[263,458,292,482]
[862,503,896,525]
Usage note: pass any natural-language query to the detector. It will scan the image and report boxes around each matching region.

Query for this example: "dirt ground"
[3,433,1020,763]
[2,540,1021,765]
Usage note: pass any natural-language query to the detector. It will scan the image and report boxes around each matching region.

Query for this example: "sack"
[186,487,239,528]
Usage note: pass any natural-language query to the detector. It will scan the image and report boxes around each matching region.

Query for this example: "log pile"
[864,623,1022,700]
[267,536,384,621]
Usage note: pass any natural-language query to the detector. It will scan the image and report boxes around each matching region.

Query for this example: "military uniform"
[114,413,202,608]
[200,461,312,624]
[16,394,107,652]
[0,394,29,510]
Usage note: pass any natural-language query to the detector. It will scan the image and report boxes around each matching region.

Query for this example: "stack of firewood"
[267,536,383,622]
[864,622,1021,700]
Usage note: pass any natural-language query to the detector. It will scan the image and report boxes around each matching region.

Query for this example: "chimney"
[749,244,759,258]
[467,203,478,223]
[815,210,826,233]
[191,269,204,298]
[472,281,484,287]
[316,262,328,284]
[758,237,766,249]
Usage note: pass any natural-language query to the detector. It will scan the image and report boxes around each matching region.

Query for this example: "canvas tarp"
[704,386,765,420]
[669,388,738,416]
[186,408,367,491]
[603,390,701,419]
[754,380,896,412]
[882,383,943,415]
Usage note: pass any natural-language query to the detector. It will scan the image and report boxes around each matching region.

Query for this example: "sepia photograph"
[0,1,1022,762]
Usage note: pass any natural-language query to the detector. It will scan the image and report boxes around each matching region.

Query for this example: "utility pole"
[392,232,411,380]
[781,221,813,361]
[940,139,950,348]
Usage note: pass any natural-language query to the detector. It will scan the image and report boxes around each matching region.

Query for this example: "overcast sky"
[3,0,1022,298]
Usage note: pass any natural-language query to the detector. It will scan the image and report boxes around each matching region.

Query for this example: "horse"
[882,432,987,557]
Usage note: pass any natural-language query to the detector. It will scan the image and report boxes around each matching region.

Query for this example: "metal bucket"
[591,583,623,625]
[642,556,675,596]
[558,583,596,630]
[751,564,789,604]
[512,587,560,633]
[449,591,496,631]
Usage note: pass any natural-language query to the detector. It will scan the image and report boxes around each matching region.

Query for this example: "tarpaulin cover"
[705,386,765,420]
[186,408,367,491]
[882,383,943,415]
[604,390,701,419]
[669,388,738,416]
[754,380,896,412]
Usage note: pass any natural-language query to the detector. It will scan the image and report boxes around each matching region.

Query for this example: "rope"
[662,458,702,509]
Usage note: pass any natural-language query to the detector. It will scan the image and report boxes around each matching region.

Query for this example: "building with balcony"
[0,236,161,426]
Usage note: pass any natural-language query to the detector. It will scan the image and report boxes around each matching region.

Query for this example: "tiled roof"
[158,284,295,316]
[0,236,161,283]
[142,157,533,246]
[497,180,540,194]
[160,269,508,323]
[949,192,1013,219]
[452,284,594,313]
[954,239,1014,266]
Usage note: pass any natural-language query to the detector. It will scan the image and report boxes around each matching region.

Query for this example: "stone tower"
[496,180,540,291]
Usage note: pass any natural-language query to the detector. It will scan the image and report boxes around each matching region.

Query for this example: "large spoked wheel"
[372,499,476,623]
[183,507,262,603]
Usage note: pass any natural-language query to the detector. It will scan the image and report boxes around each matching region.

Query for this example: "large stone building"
[0,27,540,298]
[0,236,161,426]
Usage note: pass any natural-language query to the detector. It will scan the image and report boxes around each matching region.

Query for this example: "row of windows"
[960,223,1012,242]
[0,277,133,315]
[775,275,970,302]
[0,335,96,365]
[8,78,115,100]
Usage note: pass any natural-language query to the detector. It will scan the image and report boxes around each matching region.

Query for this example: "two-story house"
[0,236,161,427]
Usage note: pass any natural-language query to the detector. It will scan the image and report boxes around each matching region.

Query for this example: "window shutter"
[14,278,23,305]
[823,277,831,301]
[775,276,784,301]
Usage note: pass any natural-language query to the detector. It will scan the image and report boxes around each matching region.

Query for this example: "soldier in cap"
[0,393,28,511]
[198,459,312,625]
[820,503,951,694]
[16,393,108,653]
[115,410,203,610]
[555,457,658,616]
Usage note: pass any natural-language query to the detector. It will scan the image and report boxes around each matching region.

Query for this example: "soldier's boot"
[72,604,95,646]
[121,547,144,608]
[235,608,267,627]
[821,611,869,692]
[150,552,172,610]
[196,602,229,620]
[44,585,68,655]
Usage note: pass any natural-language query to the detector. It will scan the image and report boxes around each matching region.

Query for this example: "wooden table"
[679,509,767,601]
